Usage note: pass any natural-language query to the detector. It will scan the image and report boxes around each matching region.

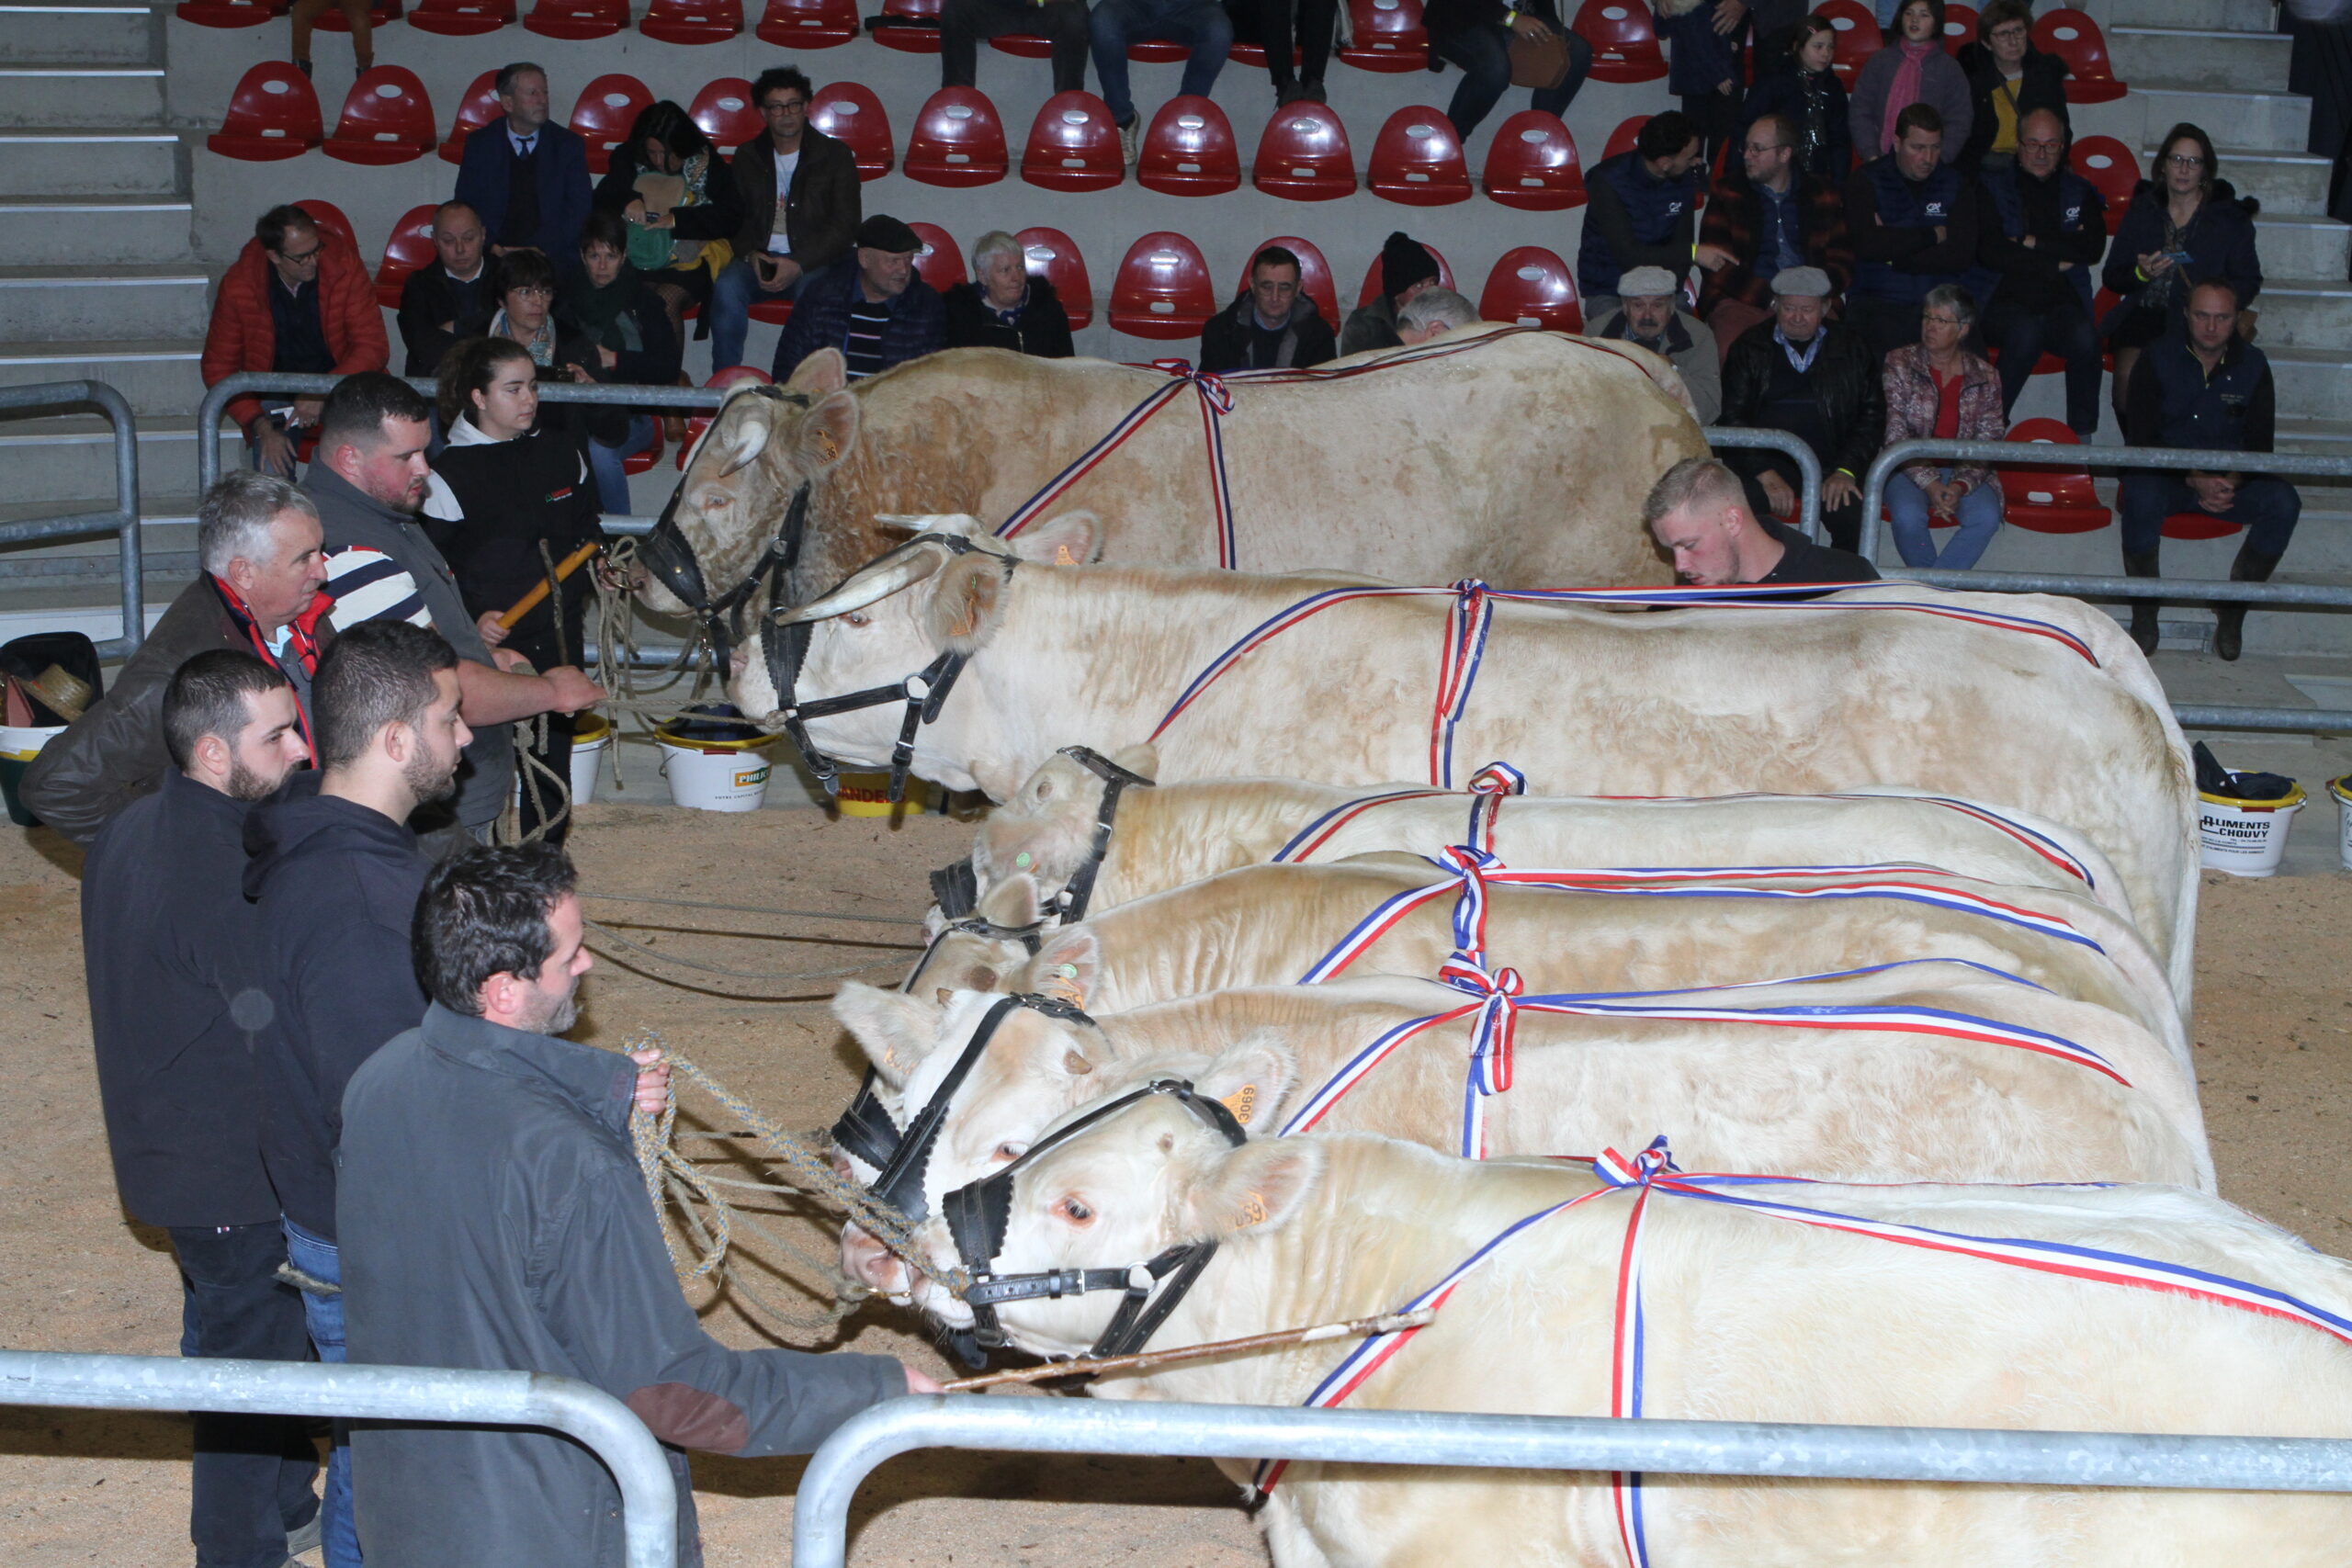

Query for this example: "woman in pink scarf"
[1850,0,1973,161]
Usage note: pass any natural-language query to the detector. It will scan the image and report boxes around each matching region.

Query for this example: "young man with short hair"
[1198,243,1337,372]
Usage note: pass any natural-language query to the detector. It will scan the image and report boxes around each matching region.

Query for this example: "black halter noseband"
[1048,745,1157,924]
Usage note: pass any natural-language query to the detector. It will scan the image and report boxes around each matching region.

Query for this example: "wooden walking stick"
[937,1309,1439,1393]
[498,540,603,629]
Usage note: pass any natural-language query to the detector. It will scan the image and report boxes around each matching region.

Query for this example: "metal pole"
[1890,565,2352,605]
[1707,427,1824,542]
[0,1350,676,1568]
[792,1396,2352,1568]
[0,379,144,656]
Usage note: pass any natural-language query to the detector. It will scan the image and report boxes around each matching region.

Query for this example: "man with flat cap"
[772,214,946,382]
[1715,264,1883,552]
[1594,265,1721,425]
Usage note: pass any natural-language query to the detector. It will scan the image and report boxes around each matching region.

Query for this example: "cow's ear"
[1191,1030,1295,1131]
[1182,1137,1323,1239]
[830,981,944,1089]
[784,348,848,398]
[1108,741,1159,783]
[1006,511,1101,569]
[977,872,1040,930]
[792,389,859,475]
[1029,927,1098,1010]
[921,552,1006,654]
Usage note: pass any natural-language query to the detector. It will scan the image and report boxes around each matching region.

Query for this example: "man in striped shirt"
[772,214,945,383]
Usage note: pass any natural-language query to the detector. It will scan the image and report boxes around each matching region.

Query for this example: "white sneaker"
[1118,116,1139,167]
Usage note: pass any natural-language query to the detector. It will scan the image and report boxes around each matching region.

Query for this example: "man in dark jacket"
[1646,454,1880,586]
[712,66,863,371]
[1577,109,1705,319]
[1695,112,1854,359]
[453,62,594,274]
[1199,243,1337,372]
[342,843,932,1568]
[394,201,500,378]
[22,472,333,844]
[2119,279,2298,660]
[1719,266,1883,550]
[1978,108,2107,432]
[773,214,945,382]
[84,649,322,1568]
[1339,231,1442,356]
[1844,103,1982,364]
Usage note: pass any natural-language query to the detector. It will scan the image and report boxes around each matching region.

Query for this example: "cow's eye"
[1056,1196,1093,1224]
[993,1142,1026,1163]
[842,612,870,628]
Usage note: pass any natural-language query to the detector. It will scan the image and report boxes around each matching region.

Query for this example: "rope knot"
[1434,843,1502,962]
[1592,1135,1680,1190]
[1149,358,1237,413]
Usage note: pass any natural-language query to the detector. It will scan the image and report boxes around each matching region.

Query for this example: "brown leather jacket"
[728,125,861,276]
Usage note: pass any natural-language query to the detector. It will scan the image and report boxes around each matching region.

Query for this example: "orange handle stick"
[498,541,603,629]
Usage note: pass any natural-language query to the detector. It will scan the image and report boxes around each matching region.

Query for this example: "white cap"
[1616,265,1679,299]
[1771,265,1833,299]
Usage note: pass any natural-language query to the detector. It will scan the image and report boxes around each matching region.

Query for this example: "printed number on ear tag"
[1238,1191,1269,1227]
[1220,1085,1257,1124]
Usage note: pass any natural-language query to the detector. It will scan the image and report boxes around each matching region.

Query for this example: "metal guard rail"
[795,1396,2352,1568]
[0,1349,676,1568]
[1706,427,1825,541]
[0,381,143,657]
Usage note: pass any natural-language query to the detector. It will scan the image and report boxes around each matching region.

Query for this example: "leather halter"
[1047,746,1157,924]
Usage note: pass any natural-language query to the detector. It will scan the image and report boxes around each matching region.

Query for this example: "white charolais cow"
[909,1097,2352,1568]
[747,517,2197,1011]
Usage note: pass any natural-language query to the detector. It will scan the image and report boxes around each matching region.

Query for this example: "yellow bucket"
[2196,781,2307,878]
[834,771,933,818]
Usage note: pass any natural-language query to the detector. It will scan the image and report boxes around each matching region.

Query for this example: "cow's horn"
[775,537,957,625]
[718,403,772,478]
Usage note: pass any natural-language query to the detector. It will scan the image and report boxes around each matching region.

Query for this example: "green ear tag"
[1013,852,1033,869]
[1055,964,1078,979]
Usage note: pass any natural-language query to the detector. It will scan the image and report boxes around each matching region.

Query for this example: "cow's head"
[974,743,1161,909]
[903,874,1046,999]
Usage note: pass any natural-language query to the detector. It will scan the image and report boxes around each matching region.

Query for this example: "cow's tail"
[1581,337,1700,421]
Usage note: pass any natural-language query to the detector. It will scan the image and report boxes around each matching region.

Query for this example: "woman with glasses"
[2100,121,2262,430]
[1881,284,2005,570]
[1955,0,2069,172]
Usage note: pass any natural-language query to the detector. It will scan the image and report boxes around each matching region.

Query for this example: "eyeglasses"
[1986,24,2027,39]
[2018,138,2064,152]
[1920,313,1965,327]
[2164,153,2206,168]
[277,244,322,264]
[1743,141,1788,155]
[509,284,555,299]
[762,98,808,114]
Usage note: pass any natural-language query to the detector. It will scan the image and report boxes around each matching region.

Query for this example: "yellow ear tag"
[1219,1085,1258,1125]
[814,430,840,463]
[1041,961,1085,1007]
[1237,1191,1270,1228]
[1054,544,1077,566]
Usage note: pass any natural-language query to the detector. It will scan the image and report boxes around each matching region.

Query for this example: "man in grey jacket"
[1594,265,1723,425]
[340,843,936,1568]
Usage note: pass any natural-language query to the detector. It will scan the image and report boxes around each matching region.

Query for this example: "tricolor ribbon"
[1438,953,1524,1158]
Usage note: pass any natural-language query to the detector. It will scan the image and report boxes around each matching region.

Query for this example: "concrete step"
[2172,145,2335,218]
[2128,86,2312,152]
[2254,212,2350,278]
[2262,345,2352,410]
[0,64,161,127]
[2110,26,2293,93]
[2250,278,2352,349]
[0,416,233,506]
[0,3,154,63]
[0,129,180,197]
[0,265,211,340]
[0,339,205,415]
[0,197,189,263]
[2107,0,2277,30]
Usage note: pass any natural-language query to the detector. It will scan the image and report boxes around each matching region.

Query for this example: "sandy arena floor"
[1,776,2346,1566]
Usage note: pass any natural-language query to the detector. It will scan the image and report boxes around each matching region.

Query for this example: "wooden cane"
[498,540,603,629]
[936,1309,1438,1393]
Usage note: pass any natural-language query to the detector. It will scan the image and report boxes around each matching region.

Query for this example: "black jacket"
[1720,320,1885,481]
[2124,331,2277,456]
[557,272,685,391]
[243,776,431,1240]
[729,125,862,275]
[942,277,1075,358]
[424,424,610,667]
[396,260,502,378]
[1758,517,1881,584]
[2100,178,2264,328]
[1198,293,1337,373]
[341,1003,904,1568]
[81,769,277,1228]
[1956,48,2070,172]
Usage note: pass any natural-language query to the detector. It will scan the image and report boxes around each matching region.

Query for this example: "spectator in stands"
[1200,243,1338,372]
[341,843,928,1568]
[1956,0,2069,173]
[592,99,743,350]
[1422,0,1589,143]
[1655,0,1744,171]
[302,373,604,849]
[492,248,631,467]
[1849,0,1971,165]
[1340,231,1442,355]
[454,62,594,275]
[1645,454,1881,584]
[1979,107,2107,433]
[1396,286,1480,344]
[396,201,501,380]
[1718,265,1882,549]
[1091,0,1232,163]
[202,205,389,480]
[561,211,682,513]
[944,231,1075,357]
[289,0,370,81]
[941,0,1090,96]
[1696,110,1854,359]
[1845,103,1981,363]
[774,215,945,382]
[1737,17,1851,187]
[1882,283,2006,569]
[1596,265,1723,423]
[1577,109,1705,322]
[2120,279,2297,660]
[715,67,862,373]
[1252,0,1339,108]
[80,648,321,1568]
[22,474,334,844]
[2102,122,2262,434]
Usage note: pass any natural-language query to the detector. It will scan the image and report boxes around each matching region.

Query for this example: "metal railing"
[0,1349,676,1568]
[1707,426,1824,540]
[794,1396,2352,1568]
[0,381,144,656]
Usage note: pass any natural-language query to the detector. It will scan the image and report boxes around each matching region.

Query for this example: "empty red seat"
[1126,36,1190,60]
[1482,110,1584,209]
[570,73,654,175]
[208,62,322,161]
[524,0,626,39]
[177,0,273,28]
[1367,105,1470,205]
[905,86,1008,187]
[1252,102,1355,200]
[294,198,356,251]
[1238,236,1339,327]
[1109,232,1216,340]
[2069,135,2137,232]
[1016,226,1093,328]
[682,366,774,467]
[1601,112,1646,163]
[323,66,435,164]
[1573,0,1665,83]
[437,69,502,162]
[641,0,741,42]
[908,221,967,290]
[1996,419,2109,534]
[2035,7,2125,102]
[810,83,894,177]
[1353,243,1452,306]
[410,0,512,34]
[756,0,856,44]
[1137,95,1240,196]
[689,78,762,151]
[873,0,942,51]
[1338,0,1428,71]
[1479,246,1582,332]
[311,0,401,31]
[1815,0,1879,86]
[1939,1,1974,52]
[1021,90,1124,191]
[990,28,1056,55]
[374,203,439,307]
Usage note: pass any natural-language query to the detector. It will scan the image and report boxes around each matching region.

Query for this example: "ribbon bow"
[1435,842,1501,964]
[1439,954,1524,1097]
[1149,358,1236,413]
[1465,761,1526,796]
[1592,1135,1681,1190]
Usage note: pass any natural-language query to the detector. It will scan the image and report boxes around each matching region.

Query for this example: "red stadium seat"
[1815,0,1879,86]
[2164,509,2243,540]
[1108,231,1216,339]
[1353,243,1453,307]
[2069,135,2137,233]
[810,82,894,178]
[642,0,741,39]
[1338,0,1428,71]
[989,28,1056,55]
[2092,287,2120,370]
[1136,95,1240,196]
[910,221,967,290]
[1367,105,1470,204]
[374,203,439,308]
[1021,90,1125,191]
[1482,110,1585,209]
[1236,236,1340,327]
[311,0,401,31]
[681,366,773,467]
[625,423,665,474]
[1601,112,1646,163]
[1939,1,1974,53]
[873,0,943,51]
[438,69,501,162]
[905,86,1009,186]
[409,0,512,34]
[323,67,435,165]
[525,0,626,38]
[689,78,762,152]
[1230,37,1303,67]
[756,0,857,44]
[1252,102,1356,200]
[1016,226,1093,328]
[294,198,356,251]
[1996,419,2109,534]
[1126,36,1190,60]
[2035,7,2125,102]
[570,73,654,175]
[1573,0,1666,83]
[1479,245,1582,332]
[177,0,273,28]
[207,62,322,161]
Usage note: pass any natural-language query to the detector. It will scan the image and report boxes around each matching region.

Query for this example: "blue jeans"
[1430,20,1589,141]
[2118,472,2301,558]
[586,412,656,514]
[1887,468,2003,570]
[1089,0,1233,124]
[710,255,819,371]
[282,1218,360,1568]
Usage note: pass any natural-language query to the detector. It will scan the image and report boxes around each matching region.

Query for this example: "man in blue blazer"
[453,62,592,276]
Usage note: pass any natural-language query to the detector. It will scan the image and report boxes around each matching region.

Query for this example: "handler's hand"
[476,609,511,648]
[628,1045,670,1119]
[542,666,605,714]
[906,1366,944,1394]
[1822,471,1861,509]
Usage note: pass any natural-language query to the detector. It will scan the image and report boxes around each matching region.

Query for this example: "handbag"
[1508,22,1572,88]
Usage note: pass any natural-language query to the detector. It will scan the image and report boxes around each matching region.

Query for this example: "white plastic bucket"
[655,714,775,813]
[2330,775,2351,873]
[569,715,610,807]
[0,722,65,828]
[2197,781,2306,877]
